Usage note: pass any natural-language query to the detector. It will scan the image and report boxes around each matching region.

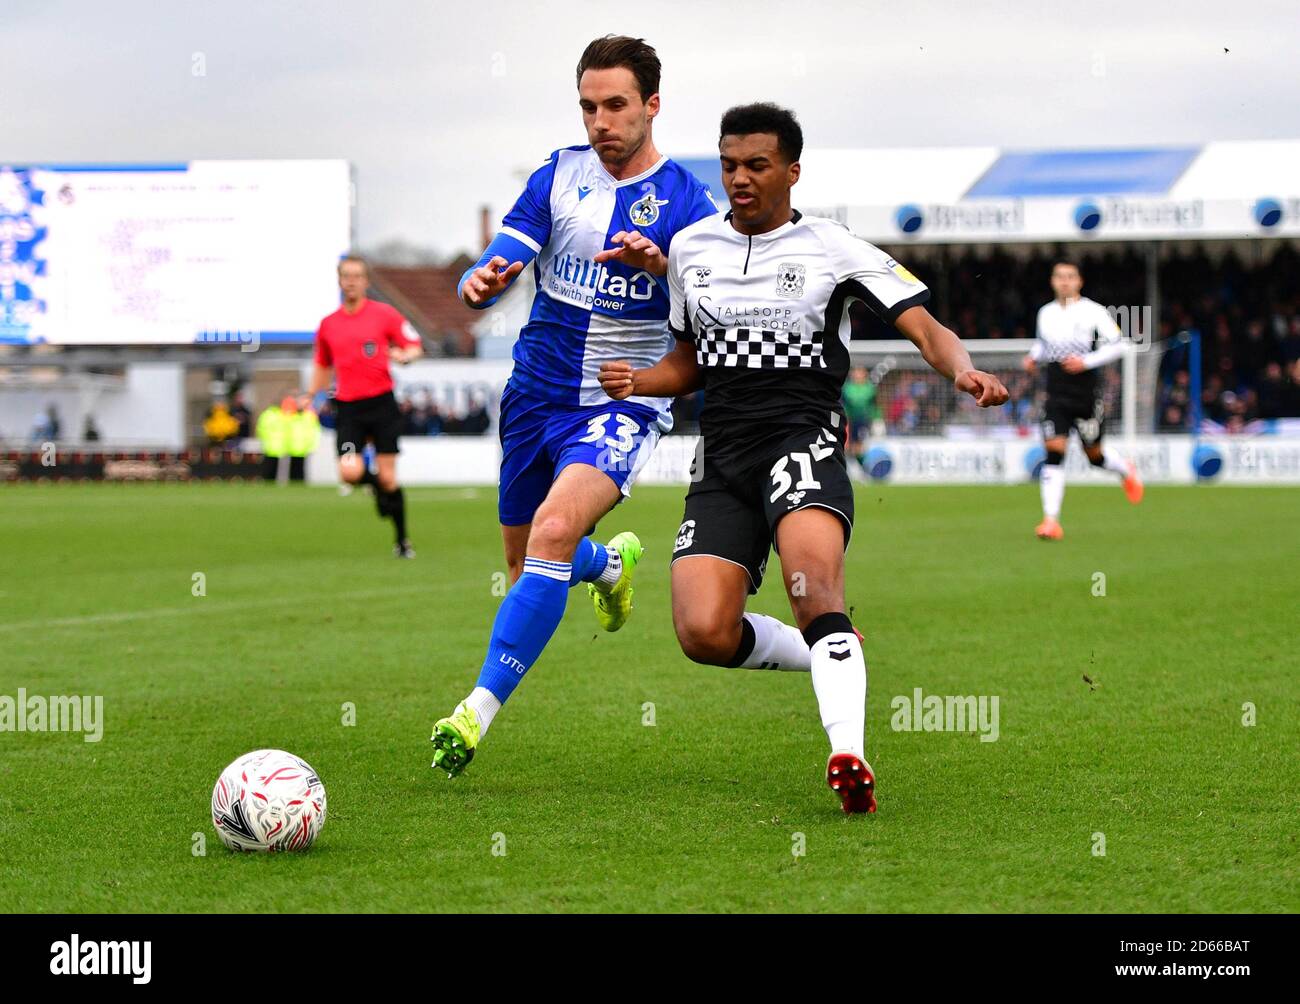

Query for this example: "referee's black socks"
[381,487,407,543]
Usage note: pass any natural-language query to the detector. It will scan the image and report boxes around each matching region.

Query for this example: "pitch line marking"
[0,584,443,633]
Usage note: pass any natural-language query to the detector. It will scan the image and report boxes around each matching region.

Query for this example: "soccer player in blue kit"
[430,35,717,777]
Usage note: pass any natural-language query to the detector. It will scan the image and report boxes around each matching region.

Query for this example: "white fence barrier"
[308,432,1300,486]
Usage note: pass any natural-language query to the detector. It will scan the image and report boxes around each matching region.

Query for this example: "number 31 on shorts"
[769,452,823,503]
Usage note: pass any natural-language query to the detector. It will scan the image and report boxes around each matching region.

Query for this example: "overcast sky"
[4,0,1297,257]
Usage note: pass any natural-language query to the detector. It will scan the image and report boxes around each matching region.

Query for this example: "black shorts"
[671,427,855,594]
[334,391,402,456]
[1042,395,1105,448]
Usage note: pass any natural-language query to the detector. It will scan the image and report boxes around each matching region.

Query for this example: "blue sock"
[568,537,608,586]
[475,558,571,704]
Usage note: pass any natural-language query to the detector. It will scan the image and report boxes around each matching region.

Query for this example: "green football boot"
[430,701,481,777]
[588,530,643,633]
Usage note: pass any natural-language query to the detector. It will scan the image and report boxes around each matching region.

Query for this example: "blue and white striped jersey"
[496,145,717,420]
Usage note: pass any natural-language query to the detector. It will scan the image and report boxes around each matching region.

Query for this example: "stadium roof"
[678,141,1300,243]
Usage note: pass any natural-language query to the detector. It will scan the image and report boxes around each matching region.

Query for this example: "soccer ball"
[211,749,327,852]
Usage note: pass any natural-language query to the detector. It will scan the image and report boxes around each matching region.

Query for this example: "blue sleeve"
[457,231,540,310]
[665,175,718,253]
[499,154,557,253]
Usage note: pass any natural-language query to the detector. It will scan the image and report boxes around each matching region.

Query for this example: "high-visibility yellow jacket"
[286,410,321,457]
[256,407,289,457]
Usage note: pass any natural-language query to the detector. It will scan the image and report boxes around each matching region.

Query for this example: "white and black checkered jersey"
[1030,296,1125,403]
[668,210,929,465]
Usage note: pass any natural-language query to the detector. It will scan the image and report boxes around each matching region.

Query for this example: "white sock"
[1100,446,1129,477]
[464,686,501,737]
[594,546,622,591]
[739,613,812,671]
[809,630,867,759]
[1040,464,1065,519]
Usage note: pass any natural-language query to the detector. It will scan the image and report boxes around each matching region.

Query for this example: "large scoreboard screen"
[0,160,350,345]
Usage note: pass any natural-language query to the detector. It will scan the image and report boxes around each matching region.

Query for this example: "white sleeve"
[1029,306,1045,361]
[821,223,929,323]
[1081,302,1125,369]
[668,247,691,341]
[400,319,421,344]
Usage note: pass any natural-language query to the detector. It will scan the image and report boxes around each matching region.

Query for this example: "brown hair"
[337,254,368,276]
[575,35,660,101]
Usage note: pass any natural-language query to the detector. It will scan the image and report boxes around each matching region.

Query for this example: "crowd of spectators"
[1154,243,1300,429]
[313,386,491,437]
[395,388,491,436]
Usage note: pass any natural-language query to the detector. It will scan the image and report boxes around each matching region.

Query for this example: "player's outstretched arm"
[894,305,1009,407]
[1063,334,1126,373]
[599,340,701,400]
[1071,305,1128,373]
[460,256,526,308]
[592,230,668,277]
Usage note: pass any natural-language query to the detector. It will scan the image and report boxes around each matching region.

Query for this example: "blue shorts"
[497,383,664,526]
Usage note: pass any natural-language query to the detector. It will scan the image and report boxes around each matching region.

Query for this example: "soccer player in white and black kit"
[1022,261,1144,541]
[600,104,1008,813]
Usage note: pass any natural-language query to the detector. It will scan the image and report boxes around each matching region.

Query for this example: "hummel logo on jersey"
[576,184,592,201]
[786,490,806,506]
[776,262,806,298]
[692,267,712,288]
[674,519,696,552]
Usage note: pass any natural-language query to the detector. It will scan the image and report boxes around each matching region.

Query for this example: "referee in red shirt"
[309,255,423,557]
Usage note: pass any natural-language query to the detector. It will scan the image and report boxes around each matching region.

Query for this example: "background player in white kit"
[600,103,1008,813]
[1022,261,1144,540]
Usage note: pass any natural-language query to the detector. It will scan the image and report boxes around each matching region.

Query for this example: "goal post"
[845,338,1144,443]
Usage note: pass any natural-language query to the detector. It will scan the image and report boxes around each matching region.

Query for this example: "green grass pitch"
[1,480,1296,913]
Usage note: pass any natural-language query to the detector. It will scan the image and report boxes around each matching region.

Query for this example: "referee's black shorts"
[334,391,403,456]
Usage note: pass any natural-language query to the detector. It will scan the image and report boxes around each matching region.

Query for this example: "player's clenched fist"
[955,369,1010,407]
[593,231,667,276]
[598,360,636,400]
[461,255,525,307]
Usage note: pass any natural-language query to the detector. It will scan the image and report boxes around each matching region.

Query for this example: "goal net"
[845,338,1148,440]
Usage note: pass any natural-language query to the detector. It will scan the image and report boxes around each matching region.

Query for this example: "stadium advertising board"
[1,448,263,482]
[287,434,1300,487]
[817,197,1300,244]
[851,436,1300,485]
[0,161,350,345]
